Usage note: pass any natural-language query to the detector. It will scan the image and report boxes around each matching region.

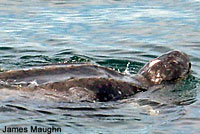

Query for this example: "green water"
[0,0,200,134]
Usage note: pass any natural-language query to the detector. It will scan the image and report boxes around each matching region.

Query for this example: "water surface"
[0,0,200,134]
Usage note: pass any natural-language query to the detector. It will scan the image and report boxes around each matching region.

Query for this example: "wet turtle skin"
[0,50,191,102]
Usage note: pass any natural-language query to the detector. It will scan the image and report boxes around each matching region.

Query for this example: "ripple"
[36,110,55,115]
[0,106,15,112]
[0,46,14,51]
[6,104,29,111]
[55,50,74,56]
[56,106,97,111]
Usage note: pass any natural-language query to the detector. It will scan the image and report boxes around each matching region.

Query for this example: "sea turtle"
[0,50,191,102]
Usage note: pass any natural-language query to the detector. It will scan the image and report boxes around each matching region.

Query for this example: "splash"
[124,62,131,75]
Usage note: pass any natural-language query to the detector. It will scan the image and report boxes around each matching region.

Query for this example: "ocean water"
[0,0,200,134]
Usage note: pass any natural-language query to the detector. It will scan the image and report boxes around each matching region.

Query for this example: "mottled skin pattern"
[0,51,191,102]
[138,51,191,85]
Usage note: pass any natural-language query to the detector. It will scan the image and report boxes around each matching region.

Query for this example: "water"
[0,0,200,133]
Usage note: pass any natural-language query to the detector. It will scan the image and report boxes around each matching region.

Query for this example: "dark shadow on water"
[134,75,199,106]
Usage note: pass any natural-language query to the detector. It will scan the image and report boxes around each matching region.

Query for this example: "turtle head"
[138,50,191,85]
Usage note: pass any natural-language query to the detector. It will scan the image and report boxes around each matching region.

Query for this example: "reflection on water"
[0,0,200,134]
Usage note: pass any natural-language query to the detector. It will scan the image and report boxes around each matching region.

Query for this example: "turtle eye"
[188,62,191,73]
